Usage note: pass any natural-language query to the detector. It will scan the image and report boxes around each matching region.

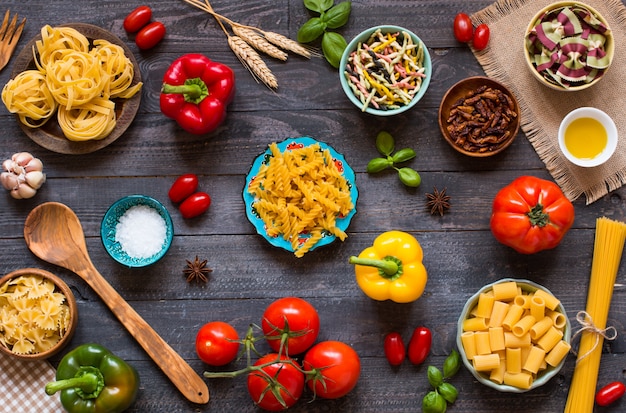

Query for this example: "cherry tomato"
[123,5,152,33]
[247,353,304,411]
[195,321,239,366]
[596,381,626,407]
[135,21,166,50]
[408,326,432,365]
[473,23,490,51]
[179,192,211,219]
[453,13,473,43]
[383,332,406,366]
[168,174,198,203]
[303,340,361,399]
[262,297,320,355]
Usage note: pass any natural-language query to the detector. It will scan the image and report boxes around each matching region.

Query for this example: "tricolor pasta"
[1,25,142,141]
[460,280,570,390]
[247,141,354,258]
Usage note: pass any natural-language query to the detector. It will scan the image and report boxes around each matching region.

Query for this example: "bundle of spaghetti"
[2,25,142,141]
[248,142,354,257]
[564,217,626,412]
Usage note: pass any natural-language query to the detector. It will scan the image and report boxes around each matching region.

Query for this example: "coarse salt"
[115,205,167,259]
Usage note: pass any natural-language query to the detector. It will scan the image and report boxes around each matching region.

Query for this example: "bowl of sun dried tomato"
[438,76,520,157]
[0,268,78,360]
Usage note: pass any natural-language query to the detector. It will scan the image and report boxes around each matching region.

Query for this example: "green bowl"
[456,278,571,393]
[339,25,432,116]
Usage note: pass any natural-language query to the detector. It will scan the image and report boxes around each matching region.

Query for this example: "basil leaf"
[297,17,326,43]
[427,366,443,388]
[322,31,347,68]
[443,349,461,378]
[397,167,421,187]
[438,382,458,404]
[422,391,447,413]
[304,0,333,13]
[323,1,352,29]
[392,148,416,163]
[367,157,392,173]
[375,131,395,156]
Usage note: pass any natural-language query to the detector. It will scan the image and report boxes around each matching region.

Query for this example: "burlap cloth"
[471,0,626,204]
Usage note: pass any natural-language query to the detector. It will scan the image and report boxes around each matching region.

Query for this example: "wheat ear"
[228,36,278,89]
[262,31,312,59]
[232,26,288,61]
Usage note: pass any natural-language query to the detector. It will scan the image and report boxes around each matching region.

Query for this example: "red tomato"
[195,321,239,366]
[473,24,490,51]
[596,381,626,407]
[303,341,361,399]
[261,297,320,355]
[123,5,152,33]
[168,174,198,203]
[135,21,166,50]
[179,192,211,219]
[408,326,431,365]
[383,332,406,366]
[453,13,473,43]
[247,353,304,411]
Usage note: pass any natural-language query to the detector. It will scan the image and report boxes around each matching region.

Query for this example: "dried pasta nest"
[0,268,77,360]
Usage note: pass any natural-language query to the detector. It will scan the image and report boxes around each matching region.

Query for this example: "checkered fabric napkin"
[0,350,64,413]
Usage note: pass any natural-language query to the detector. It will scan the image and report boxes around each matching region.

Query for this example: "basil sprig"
[367,131,421,188]
[298,0,352,68]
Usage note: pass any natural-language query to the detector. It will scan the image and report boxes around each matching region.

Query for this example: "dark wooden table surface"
[1,0,625,412]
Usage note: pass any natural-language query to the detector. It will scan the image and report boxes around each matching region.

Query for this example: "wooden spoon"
[24,202,209,404]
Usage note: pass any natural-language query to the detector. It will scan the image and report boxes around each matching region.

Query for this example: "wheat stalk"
[228,36,278,89]
[232,26,288,61]
[261,31,312,59]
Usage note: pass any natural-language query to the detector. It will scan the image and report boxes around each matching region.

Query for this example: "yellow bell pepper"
[349,230,427,303]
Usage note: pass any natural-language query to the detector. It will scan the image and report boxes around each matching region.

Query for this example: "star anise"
[426,187,451,216]
[183,256,212,283]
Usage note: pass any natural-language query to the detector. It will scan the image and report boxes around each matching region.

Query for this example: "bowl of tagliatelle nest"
[456,279,571,393]
[0,268,78,360]
[523,1,614,91]
[438,76,520,157]
[339,25,432,116]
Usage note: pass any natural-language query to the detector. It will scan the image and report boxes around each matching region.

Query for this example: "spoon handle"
[80,265,209,404]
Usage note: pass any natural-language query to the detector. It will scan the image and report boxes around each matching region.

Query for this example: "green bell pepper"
[45,343,140,413]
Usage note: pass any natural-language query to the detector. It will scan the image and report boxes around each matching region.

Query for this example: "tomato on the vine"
[135,21,166,50]
[179,192,211,219]
[261,297,320,355]
[303,341,361,399]
[384,332,406,366]
[123,5,152,33]
[168,173,198,203]
[195,321,239,366]
[473,24,490,51]
[247,353,305,411]
[408,326,432,365]
[453,13,473,43]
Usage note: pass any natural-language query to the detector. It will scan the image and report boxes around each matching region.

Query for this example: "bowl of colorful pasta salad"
[523,1,614,91]
[0,268,78,360]
[243,137,358,258]
[456,279,571,392]
[339,25,431,116]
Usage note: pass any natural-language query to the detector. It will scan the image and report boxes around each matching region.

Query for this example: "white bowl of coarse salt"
[101,195,174,267]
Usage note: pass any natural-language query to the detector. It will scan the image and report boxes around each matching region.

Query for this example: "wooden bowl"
[438,76,520,157]
[0,268,78,360]
[523,1,614,92]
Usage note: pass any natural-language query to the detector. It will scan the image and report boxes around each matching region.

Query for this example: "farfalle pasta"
[0,274,71,355]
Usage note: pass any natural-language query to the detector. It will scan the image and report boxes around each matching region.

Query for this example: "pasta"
[564,217,626,413]
[247,142,355,257]
[0,274,71,354]
[461,280,570,389]
[1,25,142,141]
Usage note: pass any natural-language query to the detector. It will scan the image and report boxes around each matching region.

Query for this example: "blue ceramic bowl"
[101,195,174,267]
[243,137,358,255]
[456,279,571,393]
[339,25,432,116]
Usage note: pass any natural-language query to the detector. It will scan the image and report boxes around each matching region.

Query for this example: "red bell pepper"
[490,175,575,254]
[160,54,235,135]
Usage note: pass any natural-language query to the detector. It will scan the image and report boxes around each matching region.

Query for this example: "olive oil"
[564,117,607,160]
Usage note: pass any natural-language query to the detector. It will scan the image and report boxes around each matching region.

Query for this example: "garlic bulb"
[1,152,46,199]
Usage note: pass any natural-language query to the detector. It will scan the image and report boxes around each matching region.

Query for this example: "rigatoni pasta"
[459,280,570,390]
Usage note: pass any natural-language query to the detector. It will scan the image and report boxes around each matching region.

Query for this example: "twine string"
[570,311,618,364]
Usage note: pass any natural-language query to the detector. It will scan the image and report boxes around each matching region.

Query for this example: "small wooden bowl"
[0,268,78,360]
[438,76,520,157]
